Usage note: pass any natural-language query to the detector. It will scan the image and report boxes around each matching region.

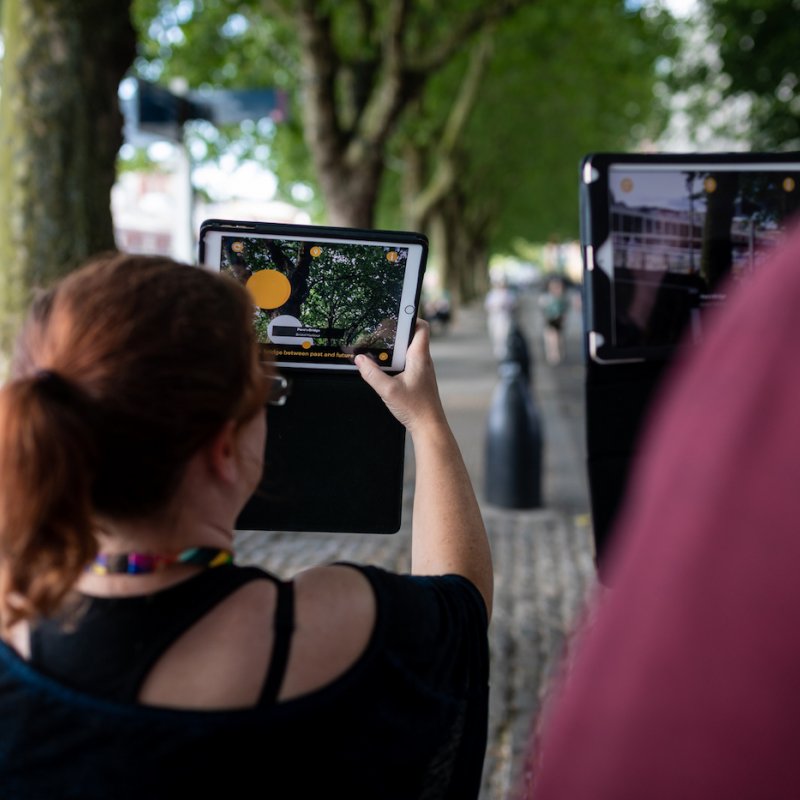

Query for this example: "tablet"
[199,219,428,372]
[581,152,800,363]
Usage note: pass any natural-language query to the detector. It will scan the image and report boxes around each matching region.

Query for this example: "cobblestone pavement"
[234,287,597,799]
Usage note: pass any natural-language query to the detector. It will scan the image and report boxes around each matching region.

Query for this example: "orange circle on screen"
[246,270,292,310]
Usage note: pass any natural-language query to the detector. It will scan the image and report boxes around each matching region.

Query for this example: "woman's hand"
[355,321,446,435]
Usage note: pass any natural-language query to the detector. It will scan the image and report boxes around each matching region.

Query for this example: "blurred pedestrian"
[424,290,452,335]
[538,276,569,365]
[527,223,800,799]
[485,277,519,359]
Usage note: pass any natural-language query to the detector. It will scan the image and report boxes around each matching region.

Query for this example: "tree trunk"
[291,1,527,231]
[429,209,459,310]
[0,0,135,356]
[700,171,738,290]
[432,189,491,309]
[401,141,429,232]
[317,155,385,229]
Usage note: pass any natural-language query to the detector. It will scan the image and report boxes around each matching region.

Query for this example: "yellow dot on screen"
[386,251,398,262]
[310,246,322,257]
[378,352,389,361]
[246,270,292,310]
[232,241,244,253]
[301,340,312,349]
[619,178,634,193]
[784,177,796,192]
[704,176,717,193]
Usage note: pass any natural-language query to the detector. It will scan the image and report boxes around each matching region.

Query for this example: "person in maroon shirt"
[530,222,800,799]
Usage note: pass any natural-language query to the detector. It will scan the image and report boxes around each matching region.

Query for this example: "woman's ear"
[205,420,240,485]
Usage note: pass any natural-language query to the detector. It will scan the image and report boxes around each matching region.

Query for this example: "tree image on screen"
[221,236,406,352]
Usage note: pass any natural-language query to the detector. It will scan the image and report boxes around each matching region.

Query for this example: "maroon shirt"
[532,221,800,799]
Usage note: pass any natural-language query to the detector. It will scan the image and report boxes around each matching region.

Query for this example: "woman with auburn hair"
[0,253,492,799]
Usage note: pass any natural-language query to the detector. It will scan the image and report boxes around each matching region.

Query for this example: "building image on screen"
[608,167,800,349]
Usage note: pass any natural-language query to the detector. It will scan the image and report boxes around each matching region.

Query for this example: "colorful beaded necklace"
[88,547,233,575]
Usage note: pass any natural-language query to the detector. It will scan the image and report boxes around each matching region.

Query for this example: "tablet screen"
[201,223,426,371]
[584,156,800,361]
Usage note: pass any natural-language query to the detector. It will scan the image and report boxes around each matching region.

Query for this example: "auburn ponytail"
[0,372,98,632]
[0,252,269,631]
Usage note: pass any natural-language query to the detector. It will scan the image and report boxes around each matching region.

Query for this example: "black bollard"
[484,361,543,509]
[502,323,532,383]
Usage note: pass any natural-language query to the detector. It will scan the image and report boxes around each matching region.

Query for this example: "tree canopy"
[390,0,676,247]
[681,0,800,149]
[224,236,404,343]
[133,0,675,296]
[0,0,679,329]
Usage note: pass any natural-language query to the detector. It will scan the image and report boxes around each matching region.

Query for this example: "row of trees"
[2,0,799,356]
[132,0,676,304]
[675,0,800,150]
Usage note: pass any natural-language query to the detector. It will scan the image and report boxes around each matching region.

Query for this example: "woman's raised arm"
[355,321,493,618]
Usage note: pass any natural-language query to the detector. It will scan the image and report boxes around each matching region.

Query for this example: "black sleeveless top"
[29,564,294,705]
[0,564,489,799]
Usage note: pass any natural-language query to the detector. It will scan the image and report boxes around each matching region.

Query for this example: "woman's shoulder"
[301,565,489,662]
[215,564,486,704]
[277,565,377,701]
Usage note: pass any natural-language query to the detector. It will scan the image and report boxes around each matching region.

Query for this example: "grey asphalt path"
[233,285,597,799]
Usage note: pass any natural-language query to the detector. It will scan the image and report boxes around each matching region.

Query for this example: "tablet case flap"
[236,369,406,534]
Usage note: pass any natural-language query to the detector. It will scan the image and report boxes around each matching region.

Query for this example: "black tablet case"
[238,369,406,533]
[580,151,800,566]
[199,219,424,534]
